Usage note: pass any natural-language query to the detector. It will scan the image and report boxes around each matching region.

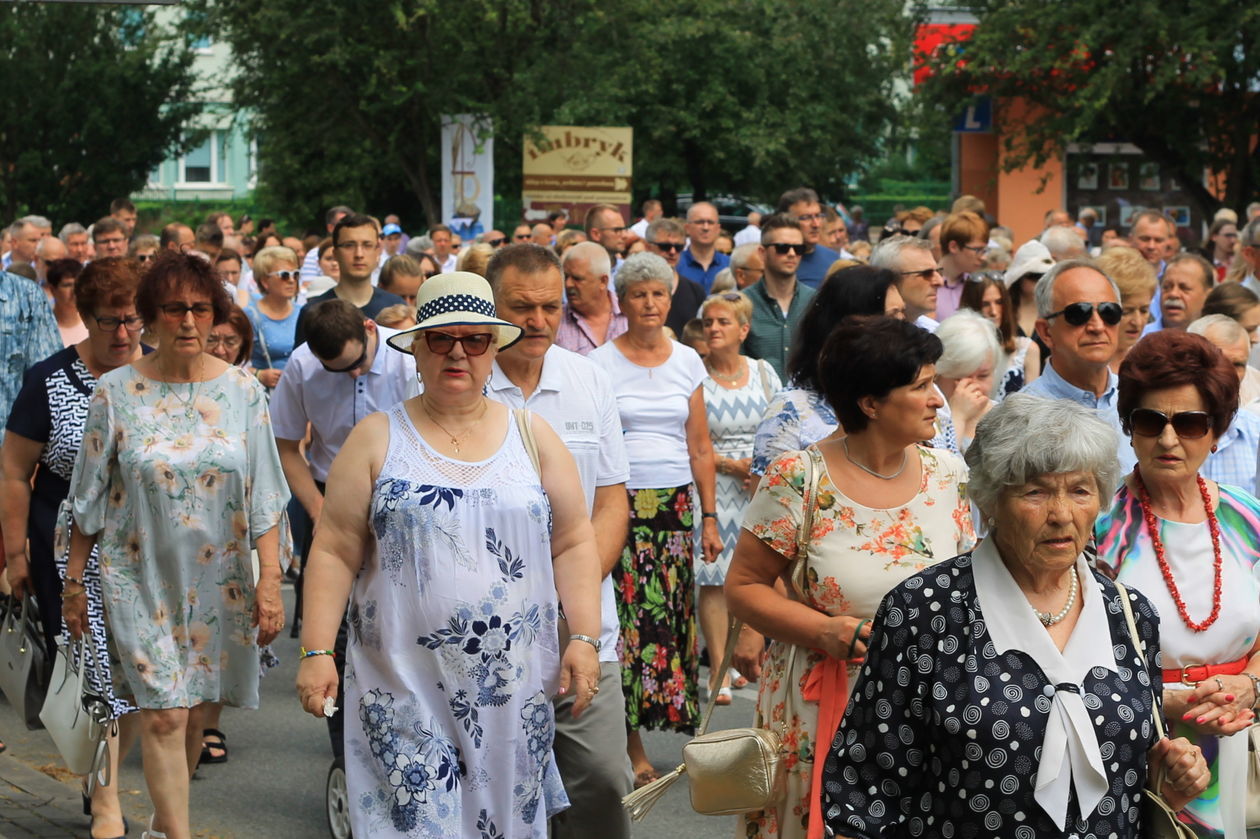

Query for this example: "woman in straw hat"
[296,272,603,837]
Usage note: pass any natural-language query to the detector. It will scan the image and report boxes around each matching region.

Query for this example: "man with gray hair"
[1022,258,1134,472]
[59,223,91,262]
[33,235,67,283]
[729,242,763,289]
[556,241,626,354]
[1186,314,1260,492]
[3,218,42,269]
[870,234,943,330]
[1040,224,1087,261]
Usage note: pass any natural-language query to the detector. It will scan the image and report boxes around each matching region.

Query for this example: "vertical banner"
[522,126,632,224]
[441,114,494,239]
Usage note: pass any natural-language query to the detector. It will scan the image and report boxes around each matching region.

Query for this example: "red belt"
[1162,655,1249,686]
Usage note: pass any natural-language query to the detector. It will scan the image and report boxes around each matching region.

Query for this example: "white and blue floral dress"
[346,404,567,838]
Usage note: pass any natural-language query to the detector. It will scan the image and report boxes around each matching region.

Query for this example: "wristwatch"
[701,512,717,520]
[570,633,601,652]
[1245,672,1260,711]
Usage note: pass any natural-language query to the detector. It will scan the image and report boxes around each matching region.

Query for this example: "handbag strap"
[513,409,541,479]
[757,359,774,404]
[1115,580,1170,790]
[696,445,819,737]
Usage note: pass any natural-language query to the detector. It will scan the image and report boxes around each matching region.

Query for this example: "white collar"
[971,537,1116,829]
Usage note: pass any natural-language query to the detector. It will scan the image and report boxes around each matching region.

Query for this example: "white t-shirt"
[588,339,706,489]
[629,218,650,239]
[733,224,761,247]
[270,325,418,481]
[487,345,630,662]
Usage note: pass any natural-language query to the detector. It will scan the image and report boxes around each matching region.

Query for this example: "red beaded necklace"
[1132,467,1223,633]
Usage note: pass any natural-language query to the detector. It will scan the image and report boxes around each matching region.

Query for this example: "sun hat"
[1003,239,1055,288]
[385,271,523,353]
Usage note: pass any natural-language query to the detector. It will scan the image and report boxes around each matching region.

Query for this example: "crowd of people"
[0,187,1257,839]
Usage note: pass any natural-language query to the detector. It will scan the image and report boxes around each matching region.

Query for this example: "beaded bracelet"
[64,574,86,588]
[300,647,336,659]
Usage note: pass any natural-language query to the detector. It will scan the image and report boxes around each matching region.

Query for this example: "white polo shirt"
[270,325,418,481]
[488,344,630,663]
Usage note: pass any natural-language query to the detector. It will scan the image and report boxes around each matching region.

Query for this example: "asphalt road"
[0,585,756,839]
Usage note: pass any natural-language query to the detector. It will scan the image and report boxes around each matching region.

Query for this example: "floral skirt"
[617,485,699,734]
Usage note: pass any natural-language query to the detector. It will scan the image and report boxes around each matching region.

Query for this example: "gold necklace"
[420,397,488,453]
[157,354,205,420]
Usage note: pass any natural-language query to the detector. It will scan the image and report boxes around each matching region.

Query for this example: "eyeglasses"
[651,241,684,253]
[485,237,506,247]
[422,330,494,356]
[795,213,826,223]
[320,345,368,374]
[94,314,144,332]
[513,233,531,241]
[158,302,215,320]
[689,219,719,227]
[268,270,300,281]
[136,253,154,263]
[1045,301,1123,326]
[769,243,806,255]
[206,334,242,350]
[900,267,942,281]
[962,244,988,255]
[1129,408,1212,439]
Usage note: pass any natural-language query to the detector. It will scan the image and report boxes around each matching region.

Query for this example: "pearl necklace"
[1133,467,1223,633]
[1032,567,1078,626]
[841,437,907,480]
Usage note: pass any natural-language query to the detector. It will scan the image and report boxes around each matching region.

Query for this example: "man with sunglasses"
[483,243,633,839]
[584,203,628,272]
[777,187,839,288]
[645,217,706,337]
[271,298,416,651]
[1023,258,1136,472]
[870,234,943,330]
[677,201,729,292]
[742,213,815,379]
[294,213,404,346]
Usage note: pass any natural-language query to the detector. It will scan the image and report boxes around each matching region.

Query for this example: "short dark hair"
[219,304,254,366]
[818,316,943,433]
[214,247,242,266]
[486,243,562,291]
[1165,252,1215,291]
[109,198,136,215]
[135,251,233,326]
[777,187,820,213]
[92,217,128,242]
[159,222,190,250]
[1118,330,1238,438]
[787,265,900,390]
[195,222,224,248]
[379,254,422,291]
[47,258,84,290]
[583,203,621,234]
[325,205,354,227]
[547,210,568,228]
[332,213,380,246]
[305,299,367,361]
[1203,282,1260,321]
[759,213,802,246]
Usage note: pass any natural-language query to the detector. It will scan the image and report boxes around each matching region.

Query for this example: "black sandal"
[199,728,228,764]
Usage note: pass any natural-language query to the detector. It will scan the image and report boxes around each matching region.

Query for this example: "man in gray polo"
[484,243,633,839]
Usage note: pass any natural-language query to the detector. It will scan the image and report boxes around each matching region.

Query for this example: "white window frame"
[176,130,226,187]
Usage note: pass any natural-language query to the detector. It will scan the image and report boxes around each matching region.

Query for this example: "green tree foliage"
[0,5,199,223]
[204,0,908,229]
[918,1,1260,218]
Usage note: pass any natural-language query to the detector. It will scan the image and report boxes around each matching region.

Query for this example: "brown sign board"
[521,126,633,224]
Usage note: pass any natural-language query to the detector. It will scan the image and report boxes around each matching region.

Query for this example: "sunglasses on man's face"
[1128,408,1212,439]
[769,243,805,255]
[651,241,684,253]
[1045,301,1123,326]
[422,331,494,356]
[485,237,507,247]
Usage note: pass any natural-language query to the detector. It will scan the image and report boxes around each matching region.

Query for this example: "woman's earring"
[1211,444,1218,453]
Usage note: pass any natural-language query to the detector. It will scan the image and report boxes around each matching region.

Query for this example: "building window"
[181,132,216,183]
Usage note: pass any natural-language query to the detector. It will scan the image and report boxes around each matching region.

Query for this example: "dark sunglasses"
[136,253,154,263]
[769,243,806,255]
[651,241,684,253]
[485,237,507,247]
[1129,408,1212,439]
[422,331,494,356]
[320,346,367,374]
[1045,301,1123,326]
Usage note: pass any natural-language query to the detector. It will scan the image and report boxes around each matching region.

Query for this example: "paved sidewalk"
[0,753,93,839]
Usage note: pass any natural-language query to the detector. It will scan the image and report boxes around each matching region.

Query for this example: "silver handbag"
[39,637,114,778]
[0,595,51,728]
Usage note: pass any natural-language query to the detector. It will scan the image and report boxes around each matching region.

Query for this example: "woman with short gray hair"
[590,250,721,788]
[822,393,1209,839]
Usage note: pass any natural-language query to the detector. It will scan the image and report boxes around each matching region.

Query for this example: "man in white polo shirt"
[483,244,633,839]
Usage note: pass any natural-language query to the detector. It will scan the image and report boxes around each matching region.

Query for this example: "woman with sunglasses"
[296,272,602,837]
[960,271,1041,397]
[244,246,302,390]
[62,252,290,839]
[128,234,160,270]
[2,257,148,839]
[1096,329,1260,839]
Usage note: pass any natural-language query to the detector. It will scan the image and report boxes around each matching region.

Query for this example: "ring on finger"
[1215,677,1224,692]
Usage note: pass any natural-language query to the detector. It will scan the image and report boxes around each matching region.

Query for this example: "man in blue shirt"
[1023,258,1135,473]
[676,201,729,292]
[777,187,838,288]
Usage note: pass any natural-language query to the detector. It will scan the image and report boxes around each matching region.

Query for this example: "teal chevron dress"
[697,357,782,586]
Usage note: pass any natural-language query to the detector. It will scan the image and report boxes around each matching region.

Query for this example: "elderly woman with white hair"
[822,392,1209,839]
[588,251,721,788]
[934,308,1002,450]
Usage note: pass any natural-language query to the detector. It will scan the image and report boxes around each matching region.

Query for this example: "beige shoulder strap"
[514,408,541,479]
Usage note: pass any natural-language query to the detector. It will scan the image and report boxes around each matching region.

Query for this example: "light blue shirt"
[1201,410,1260,496]
[0,271,61,434]
[1022,361,1136,474]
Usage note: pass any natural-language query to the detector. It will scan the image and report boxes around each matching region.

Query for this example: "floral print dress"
[739,445,975,839]
[68,365,289,709]
[345,405,567,838]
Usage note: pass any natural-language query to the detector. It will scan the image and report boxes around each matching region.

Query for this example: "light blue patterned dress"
[749,386,838,477]
[345,405,567,838]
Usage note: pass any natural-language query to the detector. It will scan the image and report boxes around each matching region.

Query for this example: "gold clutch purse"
[681,726,786,815]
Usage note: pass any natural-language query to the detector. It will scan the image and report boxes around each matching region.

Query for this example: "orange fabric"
[803,655,850,839]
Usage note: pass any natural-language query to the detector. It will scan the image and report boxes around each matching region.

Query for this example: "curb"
[0,754,88,838]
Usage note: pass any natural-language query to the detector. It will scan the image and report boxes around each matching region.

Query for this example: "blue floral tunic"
[345,405,567,838]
